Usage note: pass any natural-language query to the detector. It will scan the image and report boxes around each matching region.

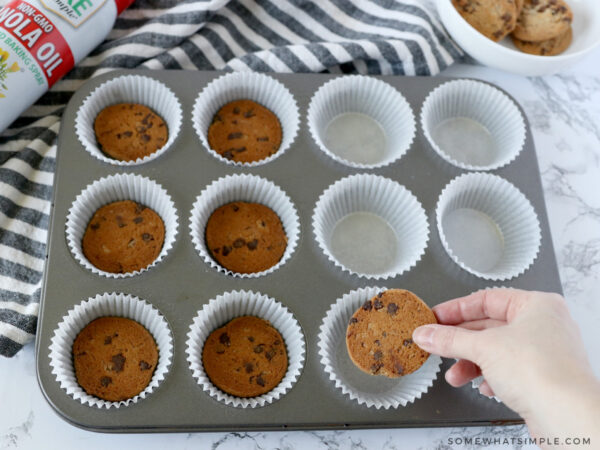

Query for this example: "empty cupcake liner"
[66,173,179,278]
[307,75,416,169]
[75,74,183,166]
[318,286,441,409]
[420,79,526,171]
[48,292,173,409]
[189,173,299,278]
[312,174,429,279]
[436,172,541,280]
[186,290,306,408]
[192,72,300,167]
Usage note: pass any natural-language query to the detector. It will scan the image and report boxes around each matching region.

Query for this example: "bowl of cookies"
[438,0,600,76]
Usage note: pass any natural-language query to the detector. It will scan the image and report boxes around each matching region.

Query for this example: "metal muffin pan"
[35,70,562,432]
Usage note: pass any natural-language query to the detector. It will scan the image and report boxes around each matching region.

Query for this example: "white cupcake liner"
[48,292,173,409]
[318,286,441,409]
[312,174,429,279]
[186,290,305,408]
[471,375,502,403]
[436,172,541,281]
[66,173,179,278]
[420,79,526,171]
[307,75,416,169]
[189,173,299,278]
[76,74,183,166]
[192,72,300,167]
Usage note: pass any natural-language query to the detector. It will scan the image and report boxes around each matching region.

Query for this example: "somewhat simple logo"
[40,0,107,27]
[0,48,20,98]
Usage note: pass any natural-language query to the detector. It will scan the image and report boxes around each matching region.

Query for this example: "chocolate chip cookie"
[73,317,158,402]
[346,289,437,378]
[205,201,287,274]
[512,26,572,55]
[207,99,282,164]
[82,200,165,274]
[452,0,518,42]
[513,0,573,42]
[202,316,288,398]
[94,103,168,162]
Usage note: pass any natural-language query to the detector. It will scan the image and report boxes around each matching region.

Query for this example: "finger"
[445,359,482,387]
[433,288,531,324]
[412,324,482,360]
[478,380,495,398]
[458,319,506,331]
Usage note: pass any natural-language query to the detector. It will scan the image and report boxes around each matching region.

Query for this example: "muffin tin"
[35,70,562,432]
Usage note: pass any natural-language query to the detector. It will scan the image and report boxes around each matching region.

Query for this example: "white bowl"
[437,0,600,76]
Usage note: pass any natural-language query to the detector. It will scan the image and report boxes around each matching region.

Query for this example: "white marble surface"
[2,48,600,449]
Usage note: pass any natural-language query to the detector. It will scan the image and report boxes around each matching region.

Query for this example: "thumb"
[413,324,482,361]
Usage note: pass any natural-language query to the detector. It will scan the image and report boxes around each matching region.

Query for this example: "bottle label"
[0,0,74,92]
[38,0,108,28]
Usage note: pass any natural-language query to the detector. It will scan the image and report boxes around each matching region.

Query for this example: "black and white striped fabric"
[0,0,462,357]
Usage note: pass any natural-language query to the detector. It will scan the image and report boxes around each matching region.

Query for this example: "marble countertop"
[2,48,600,449]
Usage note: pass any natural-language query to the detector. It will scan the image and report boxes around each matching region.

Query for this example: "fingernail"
[413,325,435,348]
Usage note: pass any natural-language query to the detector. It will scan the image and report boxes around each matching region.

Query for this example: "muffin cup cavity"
[318,286,441,409]
[307,75,416,169]
[48,292,173,409]
[75,75,183,166]
[189,173,300,278]
[192,72,300,167]
[420,79,526,171]
[66,173,178,278]
[186,290,306,408]
[436,172,541,281]
[312,174,429,279]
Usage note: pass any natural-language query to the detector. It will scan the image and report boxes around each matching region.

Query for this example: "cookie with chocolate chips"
[205,201,287,274]
[452,0,518,42]
[94,103,168,162]
[346,289,437,378]
[207,99,282,164]
[202,316,288,397]
[73,317,158,402]
[82,200,165,274]
[513,0,573,42]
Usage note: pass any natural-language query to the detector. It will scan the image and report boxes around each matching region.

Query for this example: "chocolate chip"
[142,233,153,242]
[492,30,503,39]
[76,351,87,357]
[274,340,281,345]
[133,216,143,224]
[377,292,385,298]
[245,362,254,373]
[135,203,147,214]
[228,132,243,140]
[387,303,398,315]
[111,353,126,372]
[219,332,231,346]
[374,339,381,346]
[212,114,223,124]
[100,376,112,387]
[116,215,126,228]
[90,223,100,230]
[373,350,383,360]
[141,113,152,125]
[232,204,239,212]
[254,344,264,353]
[141,134,151,142]
[393,361,404,375]
[349,317,358,325]
[247,239,258,250]
[257,137,269,142]
[233,238,246,248]
[233,147,246,153]
[373,299,384,310]
[265,350,274,361]
[222,150,234,160]
[222,246,231,256]
[256,375,265,386]
[139,361,152,371]
[370,362,384,374]
[248,336,255,342]
[127,238,136,248]
[403,339,413,346]
[362,300,373,311]
[104,336,112,345]
[233,106,240,114]
[213,247,220,254]
[216,350,225,354]
[244,109,255,118]
[123,131,133,138]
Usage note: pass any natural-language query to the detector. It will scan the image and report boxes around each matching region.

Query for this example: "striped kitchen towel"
[0,0,462,357]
